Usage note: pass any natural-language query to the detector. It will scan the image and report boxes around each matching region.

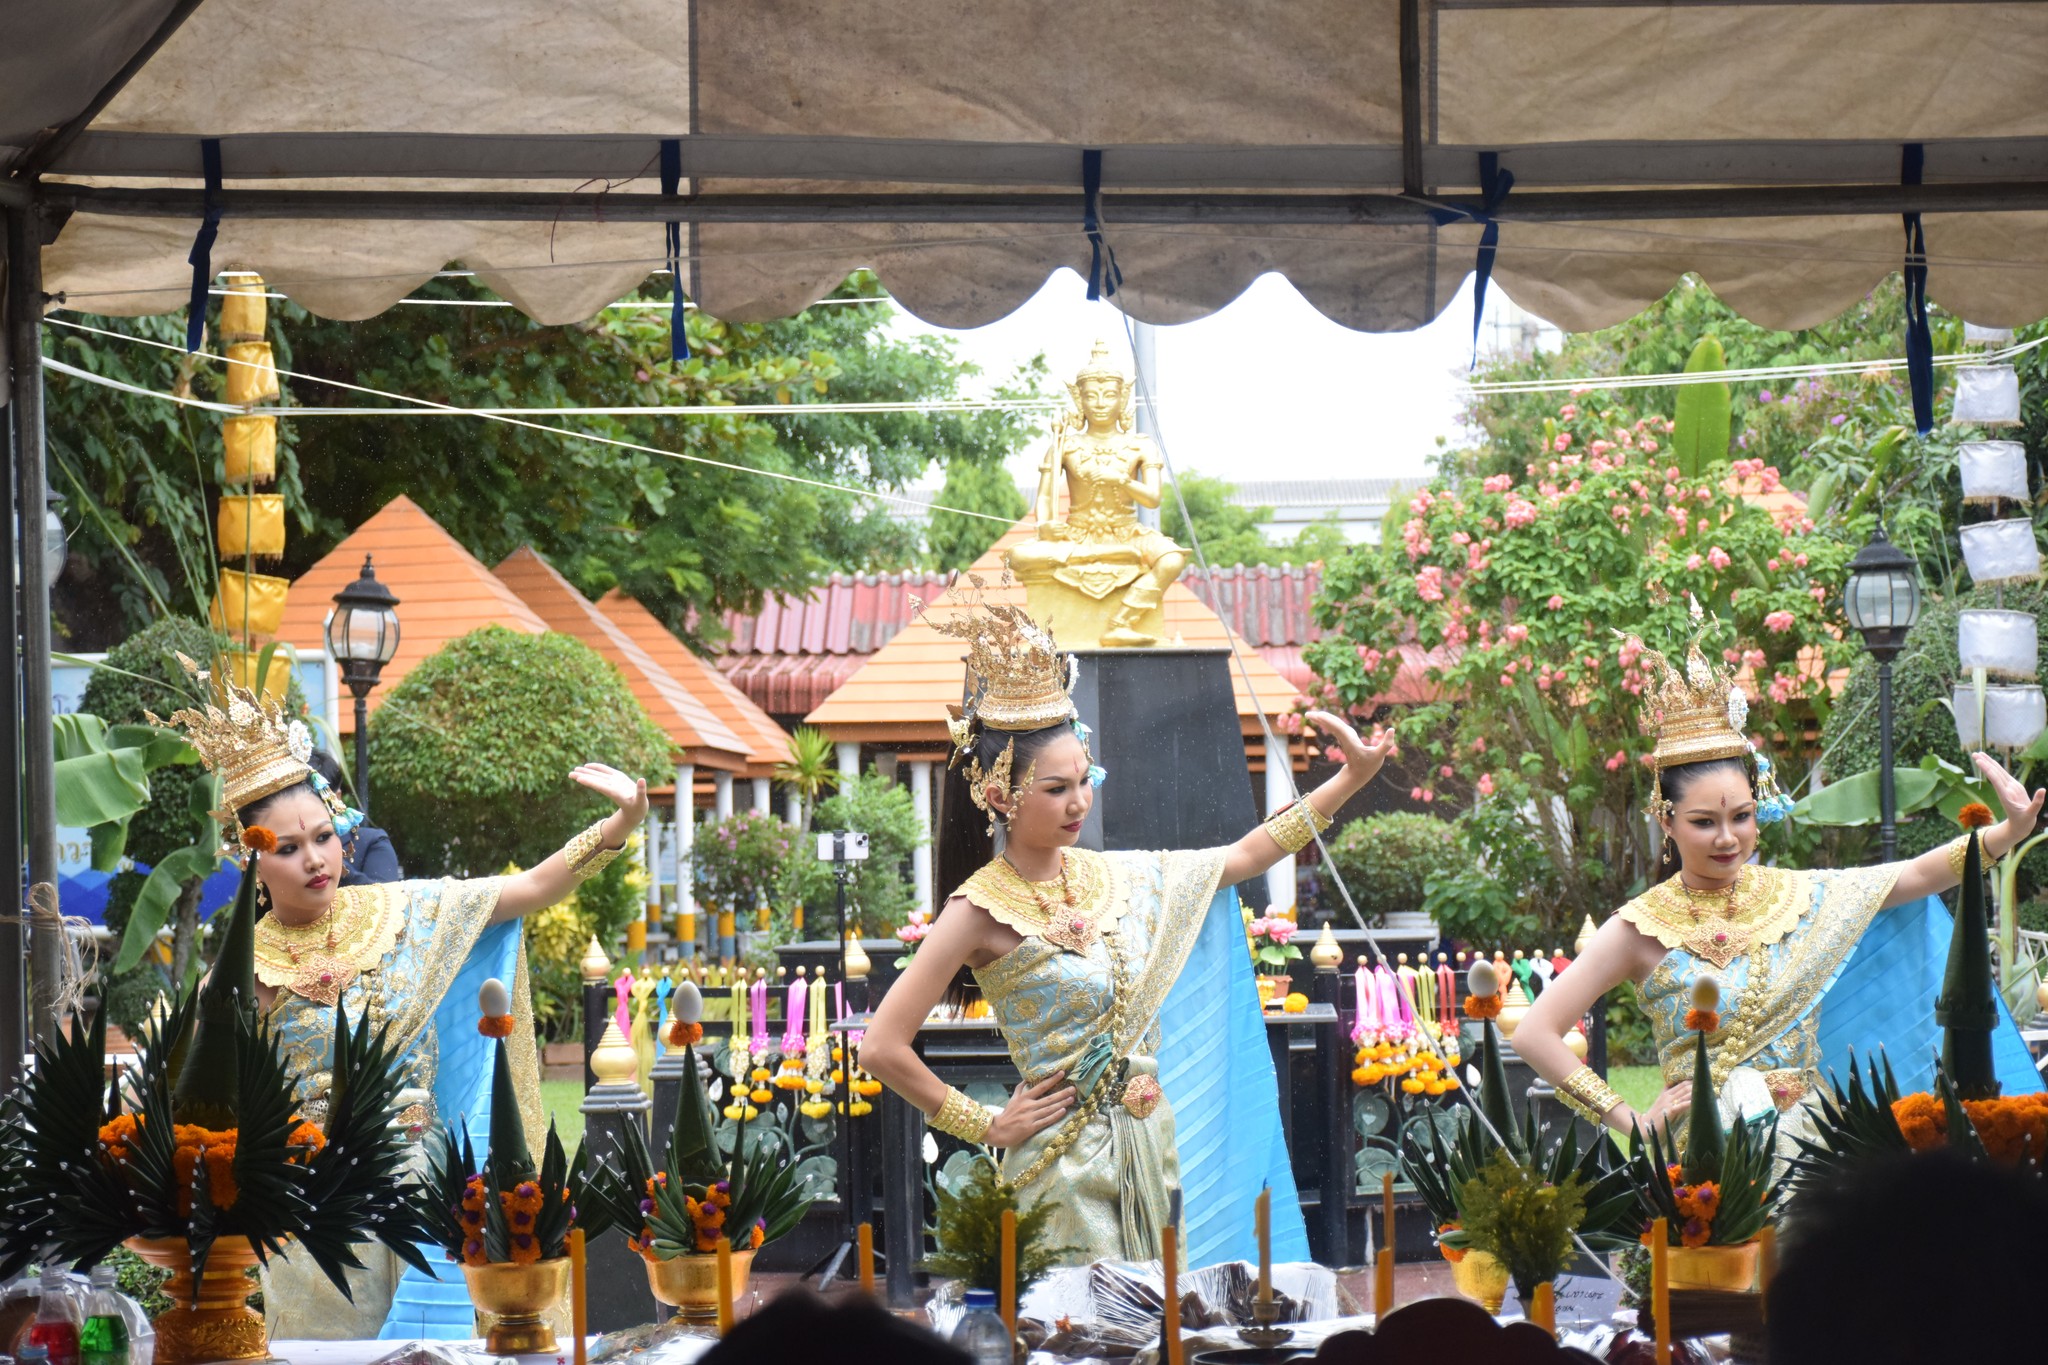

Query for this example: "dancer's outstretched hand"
[572,762,651,826]
[1303,709,1395,787]
[985,1072,1076,1149]
[1973,751,2045,842]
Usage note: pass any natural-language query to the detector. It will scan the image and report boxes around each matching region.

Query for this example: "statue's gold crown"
[1072,338,1129,387]
[148,652,313,827]
[1640,603,1750,772]
[913,576,1077,736]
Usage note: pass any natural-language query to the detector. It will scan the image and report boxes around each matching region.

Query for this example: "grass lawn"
[539,1078,587,1150]
[1610,1065,1662,1117]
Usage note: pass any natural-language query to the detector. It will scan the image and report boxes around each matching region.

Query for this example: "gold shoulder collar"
[254,881,406,1005]
[955,847,1123,953]
[1618,864,1805,971]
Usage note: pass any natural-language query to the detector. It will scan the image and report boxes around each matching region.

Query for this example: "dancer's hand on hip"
[984,1072,1077,1148]
[1639,1080,1693,1137]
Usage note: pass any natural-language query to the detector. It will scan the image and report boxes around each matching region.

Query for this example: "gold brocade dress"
[965,845,1226,1264]
[257,878,546,1340]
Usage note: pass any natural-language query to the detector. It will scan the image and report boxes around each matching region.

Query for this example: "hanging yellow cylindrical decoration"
[219,276,267,341]
[216,494,286,559]
[210,568,291,638]
[222,416,277,485]
[224,342,281,405]
[222,649,292,703]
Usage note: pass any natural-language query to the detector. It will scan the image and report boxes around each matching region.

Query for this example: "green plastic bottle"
[75,1268,125,1365]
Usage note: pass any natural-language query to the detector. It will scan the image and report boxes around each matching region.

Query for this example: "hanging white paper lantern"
[1963,322,2016,347]
[1952,365,2022,425]
[1952,683,2048,751]
[1957,609,2039,680]
[1960,518,2042,586]
[1957,441,2031,504]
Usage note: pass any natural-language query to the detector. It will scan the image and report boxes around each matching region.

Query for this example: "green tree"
[796,774,927,935]
[1161,470,1278,567]
[369,625,672,876]
[927,456,1027,572]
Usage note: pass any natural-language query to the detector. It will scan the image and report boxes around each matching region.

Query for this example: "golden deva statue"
[1006,340,1188,647]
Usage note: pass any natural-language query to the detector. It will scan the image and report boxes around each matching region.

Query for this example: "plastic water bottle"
[76,1268,129,1365]
[949,1288,1010,1365]
[25,1269,78,1365]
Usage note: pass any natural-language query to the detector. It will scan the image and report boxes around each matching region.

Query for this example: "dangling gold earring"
[255,878,271,913]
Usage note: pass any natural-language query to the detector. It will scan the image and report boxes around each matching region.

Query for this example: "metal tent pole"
[6,206,60,1050]
[0,214,24,1091]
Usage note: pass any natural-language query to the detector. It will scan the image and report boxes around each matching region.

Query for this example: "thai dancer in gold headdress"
[155,657,649,1337]
[1519,615,2045,1151]
[860,585,1394,1267]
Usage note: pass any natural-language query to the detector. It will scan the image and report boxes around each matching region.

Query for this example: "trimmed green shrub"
[369,625,672,877]
[1324,811,1455,924]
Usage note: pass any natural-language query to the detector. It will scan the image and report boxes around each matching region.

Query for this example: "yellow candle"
[1530,1281,1555,1335]
[1375,1170,1396,1317]
[1000,1208,1018,1337]
[857,1221,875,1295]
[715,1235,734,1336]
[1254,1187,1272,1306]
[1650,1218,1671,1365]
[1758,1223,1776,1290]
[1161,1224,1183,1365]
[569,1228,588,1365]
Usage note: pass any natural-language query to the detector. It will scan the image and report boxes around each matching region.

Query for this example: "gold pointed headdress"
[913,575,1078,738]
[1635,598,1795,824]
[147,652,314,833]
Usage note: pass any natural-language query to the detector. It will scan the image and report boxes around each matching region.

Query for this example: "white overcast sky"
[895,269,1557,490]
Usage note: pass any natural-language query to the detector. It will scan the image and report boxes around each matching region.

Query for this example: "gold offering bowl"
[123,1236,268,1365]
[462,1257,572,1354]
[1667,1240,1760,1292]
[1450,1249,1510,1314]
[644,1248,757,1324]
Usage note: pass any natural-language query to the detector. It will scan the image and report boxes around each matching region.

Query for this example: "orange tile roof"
[494,547,751,771]
[804,517,1305,743]
[276,494,550,735]
[597,589,792,773]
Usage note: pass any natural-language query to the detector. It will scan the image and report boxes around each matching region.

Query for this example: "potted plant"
[922,1156,1074,1303]
[1627,974,1778,1291]
[1246,914,1302,1006]
[1456,1150,1589,1312]
[0,849,431,1365]
[590,983,814,1322]
[412,980,607,1353]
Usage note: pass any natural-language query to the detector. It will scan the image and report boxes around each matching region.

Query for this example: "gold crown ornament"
[1638,600,1794,825]
[148,652,314,841]
[914,577,1086,831]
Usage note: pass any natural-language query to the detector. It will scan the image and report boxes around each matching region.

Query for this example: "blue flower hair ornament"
[1072,719,1107,787]
[1750,750,1795,826]
[307,767,367,840]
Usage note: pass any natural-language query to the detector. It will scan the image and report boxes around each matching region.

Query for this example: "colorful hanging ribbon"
[185,138,223,353]
[1428,151,1514,367]
[1352,959,1381,1043]
[782,972,808,1056]
[659,138,690,363]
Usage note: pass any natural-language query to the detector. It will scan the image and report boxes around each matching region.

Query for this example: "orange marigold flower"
[1684,1008,1721,1033]
[478,1014,515,1039]
[1891,1092,1949,1152]
[1691,1182,1721,1220]
[1680,1218,1711,1249]
[748,1223,765,1250]
[667,1020,705,1048]
[1463,994,1502,1021]
[205,1147,239,1208]
[241,825,278,853]
[1958,803,1995,830]
[1437,1222,1467,1264]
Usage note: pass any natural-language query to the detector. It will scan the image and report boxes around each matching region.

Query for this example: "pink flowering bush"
[1307,392,1857,933]
[1246,915,1303,975]
[692,809,797,913]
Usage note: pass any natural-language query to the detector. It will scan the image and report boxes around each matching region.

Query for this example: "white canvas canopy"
[8,0,2048,331]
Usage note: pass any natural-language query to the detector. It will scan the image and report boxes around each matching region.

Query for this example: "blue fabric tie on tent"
[1816,894,2042,1097]
[1158,885,1309,1267]
[1900,144,1934,436]
[377,918,528,1339]
[1082,149,1123,303]
[1429,152,1514,368]
[185,138,223,353]
[661,138,690,363]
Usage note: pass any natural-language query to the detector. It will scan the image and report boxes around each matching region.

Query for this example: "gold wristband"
[1263,799,1333,855]
[1946,834,1973,881]
[565,819,625,882]
[1557,1065,1623,1124]
[929,1086,994,1144]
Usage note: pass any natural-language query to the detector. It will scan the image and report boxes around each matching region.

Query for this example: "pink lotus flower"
[1764,610,1796,634]
[1546,594,1566,610]
[1476,773,1496,797]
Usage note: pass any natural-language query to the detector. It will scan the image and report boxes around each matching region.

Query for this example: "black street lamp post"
[324,556,401,817]
[1843,525,1923,860]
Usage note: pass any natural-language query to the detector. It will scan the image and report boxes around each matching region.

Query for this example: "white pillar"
[836,741,860,781]
[909,760,935,917]
[751,777,771,814]
[674,762,696,947]
[1263,731,1297,913]
[785,789,803,826]
[642,806,662,915]
[713,771,734,820]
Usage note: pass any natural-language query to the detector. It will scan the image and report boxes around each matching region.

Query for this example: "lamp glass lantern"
[324,555,402,689]
[1842,525,1922,660]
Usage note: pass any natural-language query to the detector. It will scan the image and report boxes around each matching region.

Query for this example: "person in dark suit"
[306,749,404,886]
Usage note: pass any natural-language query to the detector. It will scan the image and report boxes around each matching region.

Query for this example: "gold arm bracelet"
[564,819,625,882]
[1263,799,1334,855]
[929,1086,994,1144]
[1945,834,1973,882]
[1557,1065,1624,1125]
